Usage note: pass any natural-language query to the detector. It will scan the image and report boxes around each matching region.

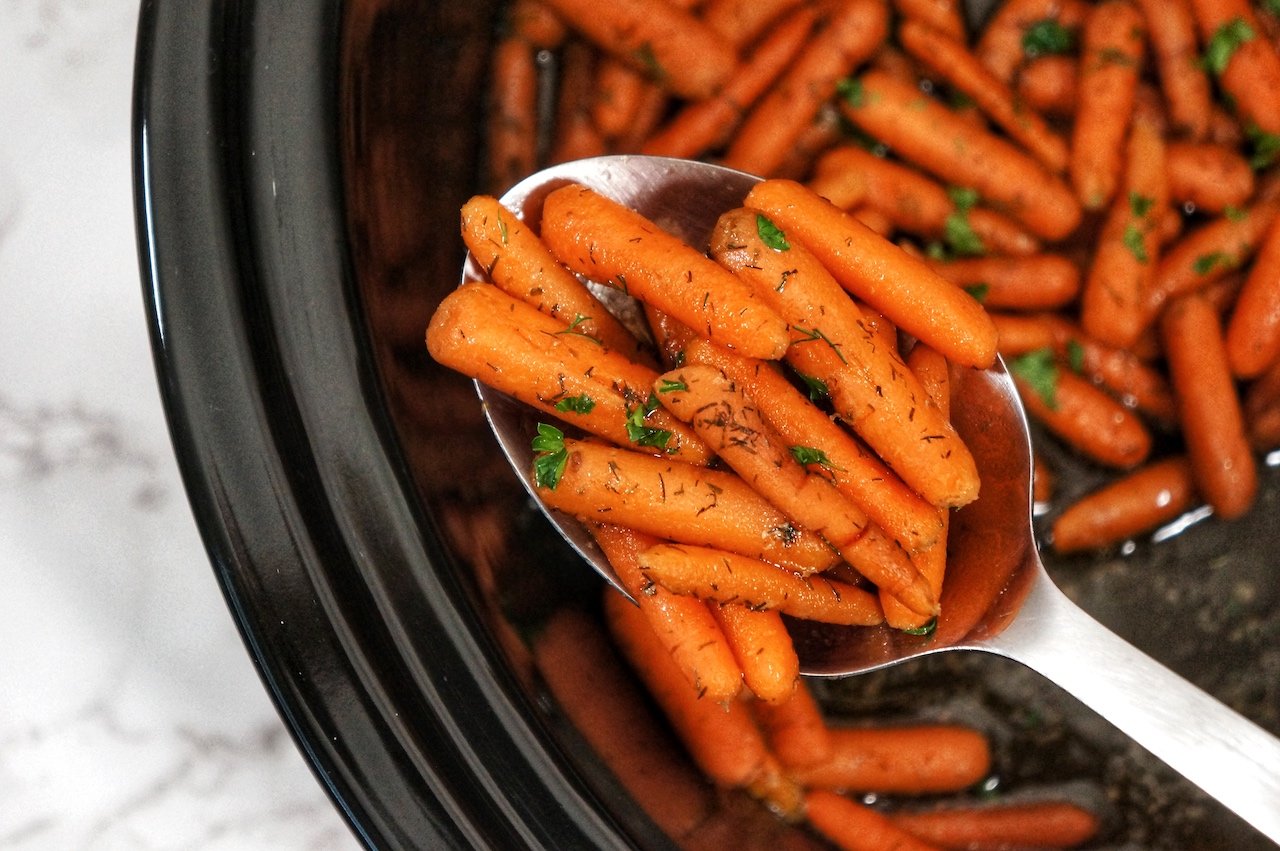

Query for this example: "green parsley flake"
[1201,17,1254,76]
[532,423,569,490]
[900,617,937,636]
[1246,125,1280,171]
[1022,19,1075,58]
[1009,348,1061,410]
[554,394,595,414]
[1122,223,1149,263]
[795,371,830,402]
[836,76,866,109]
[1128,192,1154,218]
[789,445,842,471]
[626,394,673,450]
[757,213,790,251]
[1066,338,1086,374]
[1193,251,1233,276]
[657,378,688,394]
[965,282,990,303]
[944,210,986,256]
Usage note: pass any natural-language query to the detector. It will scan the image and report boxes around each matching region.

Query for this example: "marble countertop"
[0,4,358,848]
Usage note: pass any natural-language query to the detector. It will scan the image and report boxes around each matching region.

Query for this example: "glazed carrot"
[548,40,607,164]
[893,0,966,40]
[1165,141,1256,215]
[899,18,1069,174]
[888,800,1100,849]
[638,543,886,626]
[604,590,776,789]
[641,7,819,160]
[708,205,981,510]
[723,0,889,177]
[1070,0,1146,211]
[426,283,710,462]
[1016,55,1077,118]
[804,790,941,851]
[1226,214,1280,377]
[711,603,799,704]
[1011,351,1153,468]
[532,606,715,838]
[610,83,671,154]
[538,0,738,99]
[486,37,539,194]
[593,524,744,702]
[591,58,652,141]
[793,724,992,794]
[537,438,841,573]
[1051,456,1199,553]
[1135,0,1212,140]
[1245,358,1280,449]
[839,71,1082,240]
[745,178,1001,369]
[1080,116,1166,349]
[975,0,1090,83]
[1189,0,1280,136]
[1161,293,1258,519]
[539,184,792,360]
[991,310,1063,354]
[852,205,896,237]
[510,0,568,48]
[460,194,651,363]
[769,106,848,182]
[682,339,944,553]
[754,681,833,770]
[926,253,1080,311]
[700,0,808,48]
[656,363,937,615]
[806,163,869,211]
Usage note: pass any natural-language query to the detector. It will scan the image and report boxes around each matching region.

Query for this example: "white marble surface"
[0,4,358,848]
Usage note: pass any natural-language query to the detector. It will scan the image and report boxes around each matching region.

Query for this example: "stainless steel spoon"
[463,155,1280,844]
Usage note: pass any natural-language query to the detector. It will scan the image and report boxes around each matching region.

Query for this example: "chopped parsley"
[1246,125,1280,170]
[794,370,830,402]
[1009,348,1060,410]
[900,617,937,636]
[836,76,866,109]
[532,423,569,490]
[1021,19,1076,58]
[1129,192,1154,218]
[1066,338,1086,374]
[1122,223,1149,263]
[1201,17,1254,75]
[626,394,673,450]
[657,378,688,394]
[1192,251,1234,275]
[965,282,990,303]
[790,445,842,471]
[554,393,595,414]
[1225,205,1247,222]
[757,213,790,251]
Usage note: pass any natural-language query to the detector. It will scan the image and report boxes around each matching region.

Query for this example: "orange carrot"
[590,58,652,141]
[1051,456,1199,553]
[604,590,775,788]
[539,0,738,99]
[991,310,1064,354]
[1162,293,1259,519]
[700,0,808,48]
[1245,358,1280,449]
[708,206,980,511]
[745,178,1001,369]
[638,542,886,626]
[893,0,966,41]
[486,37,539,195]
[711,603,799,704]
[899,18,1069,174]
[682,338,944,554]
[888,800,1100,849]
[804,790,941,851]
[610,83,671,154]
[641,7,819,160]
[1070,0,1146,211]
[927,253,1080,311]
[536,438,841,573]
[1165,141,1256,215]
[425,283,710,462]
[510,0,568,48]
[1226,213,1280,377]
[593,524,744,701]
[1080,116,1167,349]
[539,183,791,360]
[656,363,937,615]
[723,0,889,177]
[1189,0,1280,136]
[1011,351,1153,469]
[1034,452,1056,503]
[793,724,992,794]
[1135,0,1212,140]
[839,71,1082,240]
[1016,55,1078,117]
[548,40,607,164]
[459,194,651,363]
[975,0,1090,83]
[754,681,834,769]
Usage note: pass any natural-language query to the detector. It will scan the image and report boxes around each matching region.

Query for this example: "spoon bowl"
[464,155,1280,844]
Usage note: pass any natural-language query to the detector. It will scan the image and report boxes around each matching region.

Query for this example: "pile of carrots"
[429,0,1280,845]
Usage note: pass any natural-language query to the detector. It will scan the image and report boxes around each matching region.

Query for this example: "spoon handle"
[988,574,1280,845]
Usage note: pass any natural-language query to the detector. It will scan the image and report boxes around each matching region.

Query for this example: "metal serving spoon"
[464,155,1280,844]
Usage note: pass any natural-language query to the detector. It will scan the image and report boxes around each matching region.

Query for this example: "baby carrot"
[682,339,944,554]
[540,183,792,360]
[711,603,799,705]
[723,0,889,177]
[744,178,1001,369]
[1070,0,1146,211]
[537,438,841,573]
[641,7,818,160]
[425,283,710,462]
[460,194,650,363]
[1165,141,1256,215]
[709,205,980,510]
[888,800,1100,849]
[590,58,652,142]
[593,524,744,702]
[604,590,774,788]
[1051,456,1199,553]
[792,724,992,794]
[699,0,808,48]
[899,18,1069,174]
[1016,55,1078,118]
[893,0,966,41]
[1135,0,1212,140]
[926,253,1080,311]
[656,363,938,616]
[1226,214,1280,378]
[754,680,834,770]
[638,543,886,626]
[547,40,607,164]
[538,0,738,99]
[1162,293,1258,519]
[485,37,539,195]
[1189,0,1280,136]
[839,71,1082,240]
[804,790,941,851]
